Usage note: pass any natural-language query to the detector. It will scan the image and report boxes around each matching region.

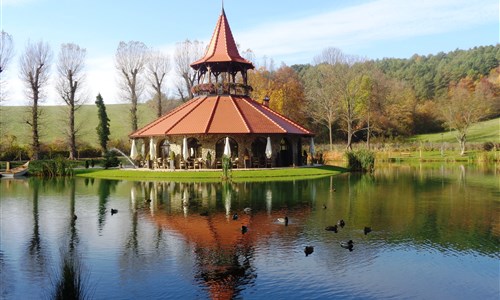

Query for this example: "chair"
[187,158,194,169]
[251,157,260,168]
[194,158,203,169]
[215,159,222,169]
[179,159,187,170]
[232,157,239,168]
[266,158,272,168]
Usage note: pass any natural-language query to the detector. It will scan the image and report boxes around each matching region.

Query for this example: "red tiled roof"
[129,95,313,138]
[190,9,254,70]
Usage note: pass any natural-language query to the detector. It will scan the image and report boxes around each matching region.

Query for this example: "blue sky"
[1,0,498,105]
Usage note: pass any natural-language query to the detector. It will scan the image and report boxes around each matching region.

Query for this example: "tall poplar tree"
[19,40,52,160]
[115,41,148,131]
[56,43,87,159]
[95,94,110,154]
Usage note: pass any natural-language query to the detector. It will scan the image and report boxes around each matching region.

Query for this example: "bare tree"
[312,47,368,150]
[314,47,363,66]
[56,43,87,159]
[19,40,52,160]
[147,50,170,117]
[173,39,204,101]
[303,63,339,151]
[115,41,148,131]
[0,31,14,102]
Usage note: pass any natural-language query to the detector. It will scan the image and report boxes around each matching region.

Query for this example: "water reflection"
[25,179,49,280]
[67,179,78,252]
[97,180,118,233]
[0,163,498,299]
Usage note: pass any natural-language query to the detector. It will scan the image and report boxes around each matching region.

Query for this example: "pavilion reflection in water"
[130,180,311,299]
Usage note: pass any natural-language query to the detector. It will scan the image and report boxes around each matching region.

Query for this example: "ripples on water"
[0,164,499,299]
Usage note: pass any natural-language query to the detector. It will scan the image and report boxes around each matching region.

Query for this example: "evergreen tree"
[95,94,110,154]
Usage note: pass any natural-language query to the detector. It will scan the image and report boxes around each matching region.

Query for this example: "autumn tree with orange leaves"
[248,64,305,123]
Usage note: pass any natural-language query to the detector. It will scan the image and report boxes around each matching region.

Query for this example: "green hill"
[1,104,497,150]
[0,103,157,147]
[412,117,499,143]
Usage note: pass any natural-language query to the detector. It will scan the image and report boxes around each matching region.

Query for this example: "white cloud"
[2,0,497,107]
[237,0,498,61]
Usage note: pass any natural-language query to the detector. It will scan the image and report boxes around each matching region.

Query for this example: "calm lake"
[1,163,498,299]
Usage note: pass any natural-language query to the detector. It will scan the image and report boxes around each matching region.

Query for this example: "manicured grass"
[74,165,347,182]
[412,117,499,143]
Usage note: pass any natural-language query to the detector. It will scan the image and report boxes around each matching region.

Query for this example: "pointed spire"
[190,9,254,71]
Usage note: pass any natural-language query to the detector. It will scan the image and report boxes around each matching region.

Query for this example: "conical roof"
[130,95,312,138]
[190,9,254,72]
[130,8,312,139]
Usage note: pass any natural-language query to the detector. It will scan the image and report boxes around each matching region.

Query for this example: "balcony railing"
[191,82,253,96]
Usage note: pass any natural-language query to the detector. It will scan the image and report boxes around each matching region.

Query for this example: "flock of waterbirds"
[232,204,372,257]
[105,193,372,257]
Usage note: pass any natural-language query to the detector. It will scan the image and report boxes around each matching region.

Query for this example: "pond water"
[1,163,498,299]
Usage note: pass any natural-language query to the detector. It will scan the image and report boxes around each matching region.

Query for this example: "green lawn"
[412,117,499,143]
[0,103,157,146]
[75,165,347,182]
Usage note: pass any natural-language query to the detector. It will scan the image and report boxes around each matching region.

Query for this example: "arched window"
[215,137,238,159]
[251,137,267,159]
[187,138,201,158]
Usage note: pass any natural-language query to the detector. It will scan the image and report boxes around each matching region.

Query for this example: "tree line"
[0,28,498,159]
[0,32,205,159]
[249,46,499,153]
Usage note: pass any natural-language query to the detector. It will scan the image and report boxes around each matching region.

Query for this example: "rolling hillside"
[412,117,499,143]
[0,104,157,147]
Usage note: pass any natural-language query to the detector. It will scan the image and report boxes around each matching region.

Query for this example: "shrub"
[102,151,120,169]
[483,142,495,151]
[29,157,75,177]
[78,146,101,159]
[345,149,375,172]
[0,145,29,161]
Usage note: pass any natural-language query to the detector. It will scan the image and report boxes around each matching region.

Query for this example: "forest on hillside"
[248,45,499,148]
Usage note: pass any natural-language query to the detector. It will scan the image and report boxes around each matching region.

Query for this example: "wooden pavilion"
[129,8,314,169]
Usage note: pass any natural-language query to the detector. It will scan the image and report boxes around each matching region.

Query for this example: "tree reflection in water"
[2,163,498,299]
[25,179,49,279]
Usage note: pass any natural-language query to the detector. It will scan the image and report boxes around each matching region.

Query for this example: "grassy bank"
[74,165,346,182]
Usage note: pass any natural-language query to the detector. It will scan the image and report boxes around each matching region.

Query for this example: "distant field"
[1,104,498,148]
[0,103,157,146]
[412,117,499,143]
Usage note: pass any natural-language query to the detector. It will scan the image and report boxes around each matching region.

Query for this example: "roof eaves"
[247,99,287,133]
[165,96,208,135]
[129,99,196,138]
[261,105,314,136]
